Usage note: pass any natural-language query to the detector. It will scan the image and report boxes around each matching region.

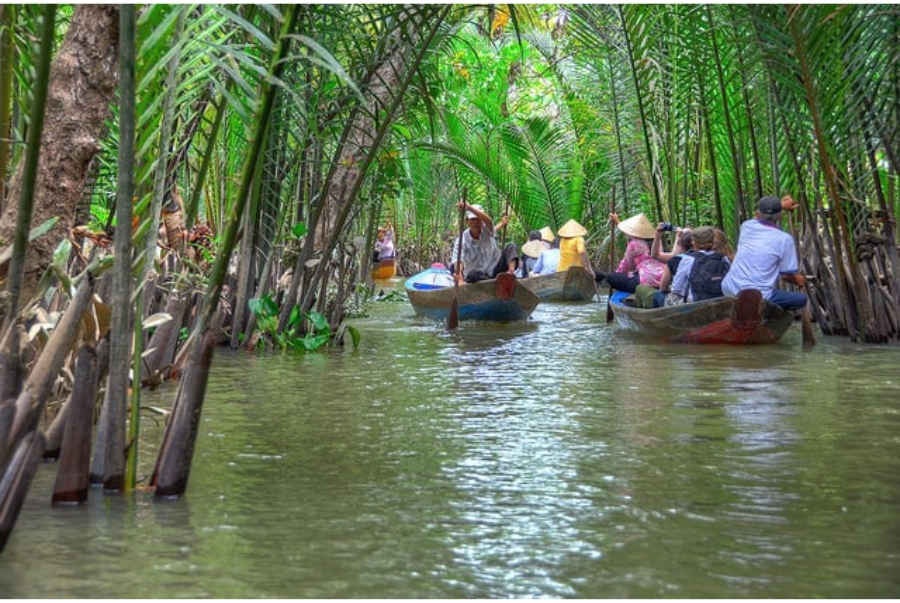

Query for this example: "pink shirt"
[616,238,665,287]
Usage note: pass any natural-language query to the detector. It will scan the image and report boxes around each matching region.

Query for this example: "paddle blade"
[606,287,614,323]
[447,295,459,331]
[494,272,516,299]
[801,308,816,348]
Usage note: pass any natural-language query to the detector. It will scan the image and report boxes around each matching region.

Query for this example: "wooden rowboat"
[405,267,540,323]
[372,257,396,280]
[608,288,794,344]
[520,266,597,302]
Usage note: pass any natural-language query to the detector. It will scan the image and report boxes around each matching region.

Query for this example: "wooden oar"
[786,202,816,348]
[447,188,467,331]
[606,216,616,323]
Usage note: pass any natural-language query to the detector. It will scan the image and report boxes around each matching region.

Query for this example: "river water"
[2,288,899,598]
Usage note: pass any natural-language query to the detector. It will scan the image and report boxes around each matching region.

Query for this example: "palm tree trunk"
[290,6,450,331]
[2,4,55,326]
[0,5,118,301]
[51,343,100,505]
[0,5,55,414]
[100,4,135,493]
[788,15,876,342]
[0,6,15,213]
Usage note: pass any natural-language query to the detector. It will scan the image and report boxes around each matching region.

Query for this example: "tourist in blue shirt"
[532,237,561,275]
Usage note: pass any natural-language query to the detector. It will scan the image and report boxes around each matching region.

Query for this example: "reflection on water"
[2,299,900,598]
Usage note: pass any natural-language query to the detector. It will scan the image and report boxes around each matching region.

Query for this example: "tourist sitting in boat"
[556,219,596,278]
[374,221,395,262]
[651,222,692,263]
[594,212,665,293]
[519,231,545,277]
[651,227,694,307]
[721,195,808,310]
[651,227,734,307]
[713,227,735,260]
[539,226,555,249]
[532,236,561,276]
[450,201,520,284]
[665,226,731,305]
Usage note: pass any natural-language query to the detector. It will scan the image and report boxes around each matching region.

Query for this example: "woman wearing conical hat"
[520,231,545,277]
[539,226,555,248]
[556,219,595,277]
[594,212,665,293]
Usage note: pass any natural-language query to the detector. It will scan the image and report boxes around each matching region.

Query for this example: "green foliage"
[344,324,361,349]
[248,293,331,352]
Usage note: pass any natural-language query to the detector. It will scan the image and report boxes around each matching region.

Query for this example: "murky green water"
[2,289,900,598]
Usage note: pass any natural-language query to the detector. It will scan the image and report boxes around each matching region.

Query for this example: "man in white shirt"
[450,201,519,283]
[721,195,807,310]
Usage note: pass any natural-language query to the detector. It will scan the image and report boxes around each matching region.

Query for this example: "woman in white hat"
[556,219,595,277]
[595,212,665,293]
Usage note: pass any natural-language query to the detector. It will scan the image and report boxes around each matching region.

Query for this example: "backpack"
[686,251,729,301]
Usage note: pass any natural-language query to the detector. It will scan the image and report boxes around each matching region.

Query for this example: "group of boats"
[391,264,795,345]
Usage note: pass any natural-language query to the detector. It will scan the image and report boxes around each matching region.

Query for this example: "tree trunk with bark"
[0,5,119,300]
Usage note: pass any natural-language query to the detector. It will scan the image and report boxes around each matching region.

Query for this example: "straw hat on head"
[522,239,545,259]
[617,213,656,240]
[539,226,555,243]
[557,219,587,238]
[465,204,485,219]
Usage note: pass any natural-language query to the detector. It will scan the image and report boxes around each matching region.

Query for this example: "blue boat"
[405,266,540,323]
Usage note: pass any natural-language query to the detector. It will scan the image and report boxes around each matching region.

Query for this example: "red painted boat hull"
[609,289,794,344]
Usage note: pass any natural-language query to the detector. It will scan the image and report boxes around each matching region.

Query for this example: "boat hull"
[372,258,396,280]
[609,288,794,344]
[405,269,540,323]
[520,267,597,302]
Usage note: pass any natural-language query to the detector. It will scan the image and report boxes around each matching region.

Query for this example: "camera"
[661,222,674,232]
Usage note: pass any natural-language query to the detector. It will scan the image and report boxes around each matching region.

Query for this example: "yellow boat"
[372,258,396,280]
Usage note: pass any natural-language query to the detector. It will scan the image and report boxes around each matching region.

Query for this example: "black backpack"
[686,251,729,301]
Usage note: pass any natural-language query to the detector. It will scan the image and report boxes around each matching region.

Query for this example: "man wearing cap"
[721,195,807,310]
[450,200,520,284]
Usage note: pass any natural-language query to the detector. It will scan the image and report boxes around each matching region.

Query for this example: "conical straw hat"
[539,226,555,243]
[617,213,656,239]
[557,219,587,238]
[521,239,545,259]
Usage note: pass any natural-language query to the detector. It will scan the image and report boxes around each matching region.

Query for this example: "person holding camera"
[652,221,692,264]
[650,222,693,306]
